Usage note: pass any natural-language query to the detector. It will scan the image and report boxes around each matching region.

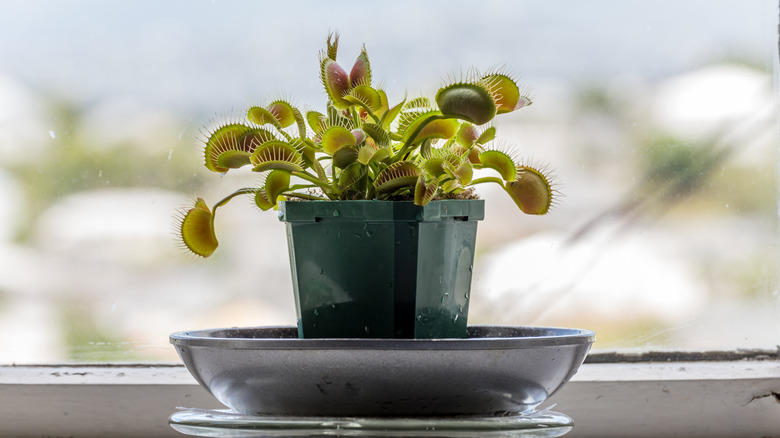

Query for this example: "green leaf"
[423,157,449,178]
[291,137,316,167]
[311,154,329,182]
[216,150,252,169]
[292,106,307,139]
[374,161,421,194]
[247,106,282,130]
[203,123,252,173]
[481,73,523,114]
[402,113,459,145]
[238,128,278,151]
[267,100,297,128]
[254,189,274,211]
[455,123,479,147]
[505,166,553,215]
[250,140,304,172]
[265,170,291,206]
[332,146,359,169]
[352,128,366,146]
[338,161,366,190]
[478,149,517,181]
[375,89,390,118]
[349,45,371,88]
[320,58,351,110]
[380,98,406,130]
[321,125,357,156]
[325,31,339,61]
[178,198,218,257]
[306,111,328,135]
[403,97,432,112]
[476,126,496,144]
[327,102,355,130]
[343,84,382,113]
[361,122,390,147]
[441,178,461,193]
[421,142,462,174]
[466,144,484,164]
[453,161,473,185]
[358,143,389,165]
[414,176,438,206]
[436,82,497,125]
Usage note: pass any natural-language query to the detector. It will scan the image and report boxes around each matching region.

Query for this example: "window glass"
[0,0,777,363]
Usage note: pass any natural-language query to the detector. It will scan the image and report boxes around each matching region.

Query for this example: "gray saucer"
[170,326,594,417]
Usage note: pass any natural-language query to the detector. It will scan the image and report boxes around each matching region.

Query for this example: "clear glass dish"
[169,408,574,437]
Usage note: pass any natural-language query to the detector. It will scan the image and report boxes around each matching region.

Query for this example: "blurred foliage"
[639,136,724,202]
[575,84,621,114]
[7,99,206,242]
[591,319,669,349]
[59,301,151,362]
[639,134,775,214]
[567,72,777,309]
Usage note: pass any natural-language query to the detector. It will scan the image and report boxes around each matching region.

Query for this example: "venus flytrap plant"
[178,33,556,257]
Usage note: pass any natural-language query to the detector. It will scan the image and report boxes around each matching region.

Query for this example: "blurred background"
[0,0,777,362]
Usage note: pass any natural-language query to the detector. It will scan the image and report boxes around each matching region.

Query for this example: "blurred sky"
[0,0,775,114]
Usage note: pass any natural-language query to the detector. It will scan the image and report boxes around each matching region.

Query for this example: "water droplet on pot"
[464,293,470,300]
[313,309,320,317]
[331,304,337,309]
[364,326,371,335]
[469,265,473,272]
[441,293,449,304]
[453,314,459,323]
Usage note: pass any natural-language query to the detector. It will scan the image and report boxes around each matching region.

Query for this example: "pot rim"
[278,199,485,223]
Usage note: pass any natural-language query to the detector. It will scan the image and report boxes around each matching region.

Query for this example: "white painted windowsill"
[1,358,779,438]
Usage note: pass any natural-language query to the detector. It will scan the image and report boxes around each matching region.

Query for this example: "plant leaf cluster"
[178,33,555,257]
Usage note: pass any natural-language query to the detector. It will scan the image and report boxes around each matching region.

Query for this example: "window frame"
[2,352,779,437]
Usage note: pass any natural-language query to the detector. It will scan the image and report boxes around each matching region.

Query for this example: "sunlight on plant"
[177,32,556,257]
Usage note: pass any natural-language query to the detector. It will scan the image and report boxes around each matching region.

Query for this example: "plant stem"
[212,187,257,211]
[470,176,506,186]
[291,170,336,195]
[393,114,447,162]
[277,128,293,142]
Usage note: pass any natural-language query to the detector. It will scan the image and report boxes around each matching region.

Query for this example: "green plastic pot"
[278,200,484,339]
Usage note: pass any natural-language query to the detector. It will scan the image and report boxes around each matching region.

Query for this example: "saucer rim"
[169,325,596,351]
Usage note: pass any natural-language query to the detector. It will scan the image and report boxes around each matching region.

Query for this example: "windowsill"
[2,354,779,438]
